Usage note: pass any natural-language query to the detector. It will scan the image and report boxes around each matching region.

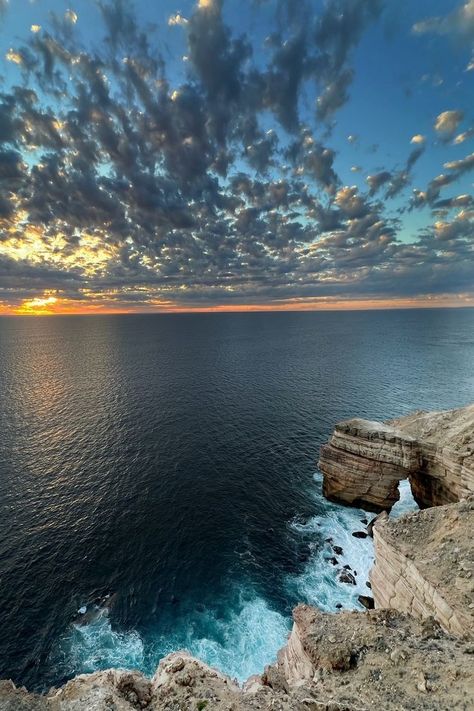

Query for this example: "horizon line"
[1,301,474,316]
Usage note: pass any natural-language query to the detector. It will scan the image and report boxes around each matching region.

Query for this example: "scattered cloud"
[453,129,474,145]
[0,0,472,312]
[413,1,474,43]
[434,110,464,137]
[168,13,188,27]
[65,9,78,24]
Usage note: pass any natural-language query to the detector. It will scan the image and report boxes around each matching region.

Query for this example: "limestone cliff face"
[319,404,474,511]
[319,419,420,512]
[370,497,474,640]
[2,406,474,709]
[390,405,474,508]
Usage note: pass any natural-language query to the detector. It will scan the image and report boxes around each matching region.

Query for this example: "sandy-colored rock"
[319,419,420,512]
[2,601,473,709]
[370,497,474,640]
[2,406,473,709]
[319,404,474,511]
[273,604,474,710]
[390,404,474,508]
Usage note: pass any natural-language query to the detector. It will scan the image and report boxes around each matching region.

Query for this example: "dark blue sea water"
[1,309,474,691]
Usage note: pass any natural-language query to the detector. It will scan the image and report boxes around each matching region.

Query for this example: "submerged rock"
[338,571,356,585]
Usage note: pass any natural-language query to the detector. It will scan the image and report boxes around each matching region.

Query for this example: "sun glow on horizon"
[16,295,59,315]
[3,291,473,316]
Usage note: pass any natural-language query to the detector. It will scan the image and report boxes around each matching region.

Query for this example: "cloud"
[453,129,474,145]
[410,134,425,145]
[443,152,474,175]
[366,170,391,195]
[0,0,472,310]
[5,48,23,64]
[434,110,464,137]
[312,0,382,121]
[65,9,78,24]
[168,13,188,26]
[413,1,474,43]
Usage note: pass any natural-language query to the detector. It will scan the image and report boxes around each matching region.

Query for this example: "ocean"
[0,308,473,691]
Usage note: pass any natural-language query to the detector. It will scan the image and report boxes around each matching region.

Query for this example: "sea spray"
[53,473,418,684]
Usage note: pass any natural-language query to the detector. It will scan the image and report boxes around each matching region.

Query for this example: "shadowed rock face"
[370,497,474,640]
[319,404,474,512]
[319,419,420,512]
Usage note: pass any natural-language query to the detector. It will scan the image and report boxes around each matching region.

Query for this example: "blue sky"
[0,0,473,312]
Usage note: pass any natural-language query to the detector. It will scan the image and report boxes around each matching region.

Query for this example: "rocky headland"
[319,404,474,512]
[1,405,473,710]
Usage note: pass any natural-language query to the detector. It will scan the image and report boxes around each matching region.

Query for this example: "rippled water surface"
[1,309,473,690]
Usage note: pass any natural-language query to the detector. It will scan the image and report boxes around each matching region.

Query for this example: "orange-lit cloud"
[3,291,473,316]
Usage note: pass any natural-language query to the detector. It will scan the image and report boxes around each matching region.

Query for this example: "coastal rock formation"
[370,497,474,640]
[2,606,474,710]
[2,406,473,709]
[319,404,474,511]
[319,419,420,512]
[390,405,474,508]
[272,605,474,709]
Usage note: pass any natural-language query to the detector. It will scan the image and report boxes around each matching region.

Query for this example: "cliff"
[2,405,474,709]
[370,497,474,640]
[2,600,473,710]
[319,404,474,512]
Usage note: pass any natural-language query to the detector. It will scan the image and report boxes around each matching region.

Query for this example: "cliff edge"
[371,497,474,640]
[2,597,473,710]
[1,405,473,709]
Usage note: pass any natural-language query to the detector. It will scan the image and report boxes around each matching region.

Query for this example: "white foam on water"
[151,594,290,683]
[287,477,374,610]
[287,474,419,611]
[58,592,289,684]
[56,610,145,674]
[391,479,418,518]
[56,475,418,684]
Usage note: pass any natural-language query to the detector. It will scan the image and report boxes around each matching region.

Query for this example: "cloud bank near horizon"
[0,0,473,313]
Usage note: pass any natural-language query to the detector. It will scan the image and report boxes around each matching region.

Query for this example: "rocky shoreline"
[1,405,473,710]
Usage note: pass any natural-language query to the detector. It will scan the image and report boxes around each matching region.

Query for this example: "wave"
[52,474,418,685]
[53,608,145,675]
[149,593,290,682]
[287,475,418,611]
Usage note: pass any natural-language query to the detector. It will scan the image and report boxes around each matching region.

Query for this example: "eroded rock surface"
[2,603,473,710]
[2,406,473,709]
[371,497,474,640]
[319,419,420,512]
[390,405,474,508]
[272,605,474,710]
[319,404,474,511]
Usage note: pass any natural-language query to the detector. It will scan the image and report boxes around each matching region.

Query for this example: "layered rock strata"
[390,405,474,508]
[319,404,474,511]
[2,406,473,709]
[319,419,420,512]
[370,497,474,640]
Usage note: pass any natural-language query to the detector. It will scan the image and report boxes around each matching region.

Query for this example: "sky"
[0,0,473,314]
